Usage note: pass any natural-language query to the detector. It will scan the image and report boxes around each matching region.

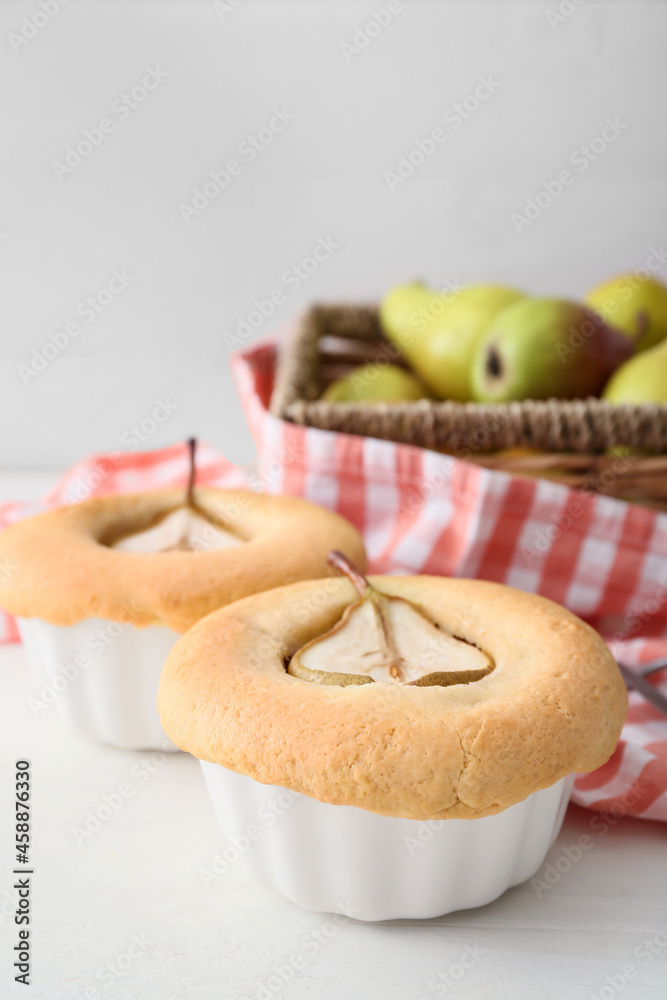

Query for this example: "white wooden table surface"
[1,473,666,1000]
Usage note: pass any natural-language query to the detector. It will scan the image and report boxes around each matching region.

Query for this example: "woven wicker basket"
[270,304,667,507]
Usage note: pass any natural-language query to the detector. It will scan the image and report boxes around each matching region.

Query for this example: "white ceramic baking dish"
[200,761,574,921]
[18,616,178,750]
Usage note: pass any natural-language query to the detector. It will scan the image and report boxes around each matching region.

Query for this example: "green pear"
[603,338,667,403]
[586,274,667,351]
[321,363,427,404]
[381,283,524,401]
[472,298,635,402]
[379,282,440,345]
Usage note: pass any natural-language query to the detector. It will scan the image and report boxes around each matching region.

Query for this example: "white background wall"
[1,0,666,470]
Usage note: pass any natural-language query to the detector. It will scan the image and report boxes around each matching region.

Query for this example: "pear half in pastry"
[288,551,493,687]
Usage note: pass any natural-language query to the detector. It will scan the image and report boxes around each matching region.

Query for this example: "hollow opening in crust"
[103,503,247,553]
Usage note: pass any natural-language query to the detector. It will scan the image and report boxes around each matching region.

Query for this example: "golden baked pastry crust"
[158,575,627,820]
[0,489,366,633]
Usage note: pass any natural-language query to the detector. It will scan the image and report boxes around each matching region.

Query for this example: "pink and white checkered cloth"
[1,338,666,821]
[231,339,667,823]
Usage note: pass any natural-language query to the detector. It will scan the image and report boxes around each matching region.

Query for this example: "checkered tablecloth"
[1,338,665,821]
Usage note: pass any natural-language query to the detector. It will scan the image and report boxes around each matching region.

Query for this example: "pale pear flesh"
[288,588,493,687]
[112,506,243,553]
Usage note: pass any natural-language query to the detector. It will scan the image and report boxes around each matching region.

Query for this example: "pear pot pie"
[0,489,365,750]
[158,569,626,919]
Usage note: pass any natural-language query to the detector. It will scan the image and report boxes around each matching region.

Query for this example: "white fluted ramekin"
[200,761,573,921]
[18,616,178,750]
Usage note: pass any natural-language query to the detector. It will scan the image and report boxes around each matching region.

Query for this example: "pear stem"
[327,550,405,679]
[327,550,368,596]
[186,438,197,507]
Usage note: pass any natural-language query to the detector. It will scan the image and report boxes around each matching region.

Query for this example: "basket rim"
[269,302,667,458]
[271,302,667,417]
